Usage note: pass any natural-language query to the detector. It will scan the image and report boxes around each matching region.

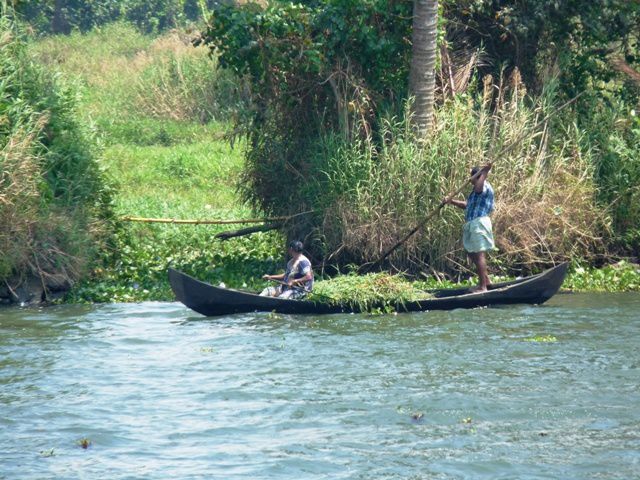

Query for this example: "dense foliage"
[198,0,640,273]
[203,1,412,101]
[11,0,224,34]
[198,0,415,248]
[0,18,115,297]
[441,0,640,95]
[196,0,640,269]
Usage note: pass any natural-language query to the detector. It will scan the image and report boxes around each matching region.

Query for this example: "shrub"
[578,99,640,255]
[0,18,115,293]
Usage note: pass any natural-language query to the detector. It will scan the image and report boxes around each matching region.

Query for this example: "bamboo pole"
[121,210,313,225]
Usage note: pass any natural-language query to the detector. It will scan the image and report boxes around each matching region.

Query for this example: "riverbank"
[71,260,640,304]
[3,23,638,307]
[3,260,638,307]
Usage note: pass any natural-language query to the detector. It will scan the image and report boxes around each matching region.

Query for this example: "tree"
[409,0,438,135]
[440,0,640,95]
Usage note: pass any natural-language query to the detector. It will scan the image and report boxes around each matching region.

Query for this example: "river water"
[1,293,639,479]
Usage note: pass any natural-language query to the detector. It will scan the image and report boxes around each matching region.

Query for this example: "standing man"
[444,164,495,292]
[260,240,314,299]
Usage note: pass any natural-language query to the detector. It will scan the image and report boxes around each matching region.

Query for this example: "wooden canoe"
[168,262,569,317]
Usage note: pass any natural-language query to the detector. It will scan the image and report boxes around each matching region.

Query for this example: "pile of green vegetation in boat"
[305,261,640,312]
[307,272,436,313]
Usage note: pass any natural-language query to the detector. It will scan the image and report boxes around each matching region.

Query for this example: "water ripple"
[1,293,639,479]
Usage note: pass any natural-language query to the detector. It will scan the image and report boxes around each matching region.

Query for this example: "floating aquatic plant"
[266,311,284,321]
[411,412,424,423]
[525,335,558,343]
[77,438,91,449]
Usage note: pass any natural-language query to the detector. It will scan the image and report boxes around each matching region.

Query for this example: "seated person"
[260,240,314,299]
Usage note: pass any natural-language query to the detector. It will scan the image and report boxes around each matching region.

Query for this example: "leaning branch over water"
[214,223,282,240]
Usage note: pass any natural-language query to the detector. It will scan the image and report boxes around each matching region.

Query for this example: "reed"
[308,72,610,274]
[0,122,43,279]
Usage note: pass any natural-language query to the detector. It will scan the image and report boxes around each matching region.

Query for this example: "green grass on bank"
[104,129,246,218]
[26,23,282,303]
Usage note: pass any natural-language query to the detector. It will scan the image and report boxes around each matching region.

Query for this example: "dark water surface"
[1,293,639,479]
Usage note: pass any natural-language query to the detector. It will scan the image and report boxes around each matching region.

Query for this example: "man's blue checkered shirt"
[465,181,494,222]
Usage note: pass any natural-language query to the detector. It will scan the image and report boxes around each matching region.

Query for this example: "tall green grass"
[134,32,240,123]
[298,75,610,274]
[29,23,240,139]
[28,22,151,124]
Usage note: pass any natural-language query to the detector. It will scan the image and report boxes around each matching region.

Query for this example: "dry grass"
[314,71,610,274]
[0,119,86,289]
[29,23,152,87]
[133,40,218,121]
[0,121,43,278]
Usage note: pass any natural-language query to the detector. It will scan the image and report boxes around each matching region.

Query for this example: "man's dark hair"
[471,166,480,176]
[289,240,304,252]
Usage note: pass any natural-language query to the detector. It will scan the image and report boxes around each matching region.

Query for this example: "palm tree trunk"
[409,0,438,136]
[51,0,70,34]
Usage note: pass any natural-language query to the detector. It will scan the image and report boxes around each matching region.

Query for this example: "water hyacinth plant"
[565,261,640,292]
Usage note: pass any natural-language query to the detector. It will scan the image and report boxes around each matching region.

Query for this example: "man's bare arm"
[444,198,467,210]
[263,273,285,281]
